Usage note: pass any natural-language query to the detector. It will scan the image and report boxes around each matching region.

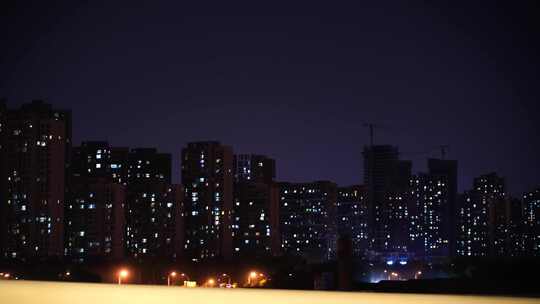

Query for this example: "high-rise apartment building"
[523,188,540,256]
[457,173,506,257]
[363,145,411,256]
[125,183,183,259]
[128,148,171,185]
[69,142,181,260]
[409,173,449,259]
[279,181,337,262]
[336,185,369,257]
[427,158,458,256]
[66,179,126,261]
[232,154,279,258]
[0,100,71,259]
[181,141,234,261]
[233,154,276,184]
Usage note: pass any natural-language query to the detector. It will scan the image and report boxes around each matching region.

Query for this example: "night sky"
[1,1,539,194]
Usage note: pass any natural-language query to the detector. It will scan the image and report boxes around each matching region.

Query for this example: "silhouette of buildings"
[1,99,540,266]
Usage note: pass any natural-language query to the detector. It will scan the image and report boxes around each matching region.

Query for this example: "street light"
[248,271,264,286]
[167,271,177,286]
[117,269,129,285]
[206,278,215,287]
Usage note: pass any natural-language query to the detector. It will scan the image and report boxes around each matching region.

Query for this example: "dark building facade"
[489,196,524,256]
[336,185,369,257]
[232,154,280,258]
[69,142,181,260]
[233,154,276,184]
[66,179,126,261]
[0,100,71,259]
[122,148,180,259]
[232,181,280,258]
[110,147,129,185]
[71,141,113,180]
[363,145,411,257]
[125,183,183,259]
[523,188,540,256]
[181,141,234,261]
[279,181,337,262]
[128,148,171,185]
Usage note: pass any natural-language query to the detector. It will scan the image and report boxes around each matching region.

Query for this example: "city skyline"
[0,99,536,196]
[0,96,538,293]
[1,1,540,299]
[1,2,539,195]
[2,100,538,261]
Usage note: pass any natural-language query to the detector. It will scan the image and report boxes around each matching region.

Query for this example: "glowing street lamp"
[206,278,216,287]
[247,271,262,286]
[167,271,177,286]
[117,269,129,285]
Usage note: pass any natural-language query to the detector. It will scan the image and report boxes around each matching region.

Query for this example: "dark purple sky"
[1,1,539,194]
